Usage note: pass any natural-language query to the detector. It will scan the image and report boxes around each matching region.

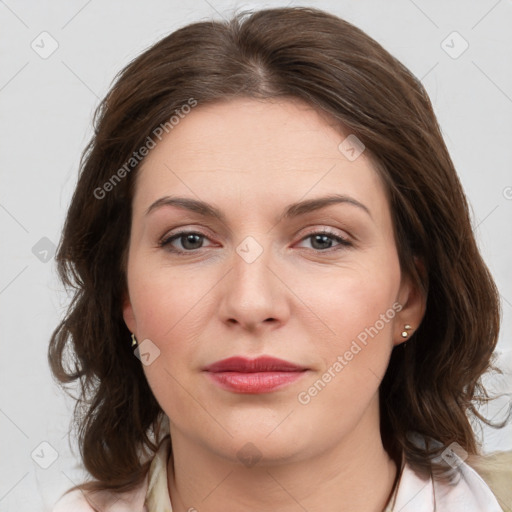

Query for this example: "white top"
[52,436,504,512]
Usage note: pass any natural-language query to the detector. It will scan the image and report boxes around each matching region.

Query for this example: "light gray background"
[1,0,511,510]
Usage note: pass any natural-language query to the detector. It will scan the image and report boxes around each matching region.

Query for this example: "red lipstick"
[202,356,308,394]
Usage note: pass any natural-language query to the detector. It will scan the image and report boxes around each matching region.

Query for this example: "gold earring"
[401,324,412,338]
[131,333,138,347]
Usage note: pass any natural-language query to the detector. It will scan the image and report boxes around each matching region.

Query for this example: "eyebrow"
[145,194,372,222]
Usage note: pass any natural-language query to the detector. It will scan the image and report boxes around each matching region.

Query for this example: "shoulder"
[51,435,172,512]
[52,489,97,512]
[432,459,504,511]
[51,476,149,512]
[394,457,505,511]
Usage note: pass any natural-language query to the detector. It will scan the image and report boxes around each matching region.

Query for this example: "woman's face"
[123,97,422,465]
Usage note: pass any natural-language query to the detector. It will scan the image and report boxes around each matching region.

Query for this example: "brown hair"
[49,6,507,497]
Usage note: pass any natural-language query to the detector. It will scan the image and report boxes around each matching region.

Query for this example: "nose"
[218,240,290,332]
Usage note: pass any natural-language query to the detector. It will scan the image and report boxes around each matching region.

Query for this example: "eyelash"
[158,228,352,254]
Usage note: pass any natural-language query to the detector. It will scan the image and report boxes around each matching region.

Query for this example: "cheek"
[127,261,209,371]
[298,253,401,389]
[295,273,399,434]
[294,255,400,342]
[129,267,212,418]
[129,260,212,340]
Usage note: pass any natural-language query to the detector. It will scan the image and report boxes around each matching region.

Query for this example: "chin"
[210,427,313,468]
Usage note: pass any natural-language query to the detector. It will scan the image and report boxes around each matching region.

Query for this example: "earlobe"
[398,324,413,346]
[394,266,427,346]
[122,294,137,334]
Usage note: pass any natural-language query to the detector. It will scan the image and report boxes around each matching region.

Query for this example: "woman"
[50,6,510,511]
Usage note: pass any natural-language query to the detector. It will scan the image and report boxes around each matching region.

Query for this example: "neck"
[167,402,397,512]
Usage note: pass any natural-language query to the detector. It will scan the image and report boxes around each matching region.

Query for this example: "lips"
[202,356,308,394]
[202,356,307,373]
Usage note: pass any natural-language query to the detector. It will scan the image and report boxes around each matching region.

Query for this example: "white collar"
[391,457,503,511]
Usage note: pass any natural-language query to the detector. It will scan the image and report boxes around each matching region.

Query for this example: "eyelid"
[298,225,350,240]
[158,223,214,241]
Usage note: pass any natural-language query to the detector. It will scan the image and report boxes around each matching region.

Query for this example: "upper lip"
[202,356,307,373]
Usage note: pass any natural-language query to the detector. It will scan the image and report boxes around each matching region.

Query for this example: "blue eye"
[297,231,352,251]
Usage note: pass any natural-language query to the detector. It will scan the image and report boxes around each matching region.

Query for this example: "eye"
[159,228,352,254]
[296,230,352,251]
[159,231,214,253]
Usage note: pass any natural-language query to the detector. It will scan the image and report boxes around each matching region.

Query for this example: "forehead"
[134,97,388,220]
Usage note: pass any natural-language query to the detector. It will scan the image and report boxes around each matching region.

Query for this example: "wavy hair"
[49,6,506,495]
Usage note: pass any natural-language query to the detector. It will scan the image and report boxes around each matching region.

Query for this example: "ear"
[122,291,137,335]
[393,258,427,346]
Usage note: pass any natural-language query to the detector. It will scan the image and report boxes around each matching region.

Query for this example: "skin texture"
[123,97,425,512]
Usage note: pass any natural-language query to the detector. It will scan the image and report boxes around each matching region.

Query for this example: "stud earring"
[131,333,138,347]
[401,324,412,338]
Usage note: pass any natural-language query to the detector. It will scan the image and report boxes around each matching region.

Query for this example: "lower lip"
[205,371,307,393]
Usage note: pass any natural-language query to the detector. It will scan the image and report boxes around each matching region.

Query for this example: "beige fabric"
[145,436,173,511]
[467,451,512,512]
